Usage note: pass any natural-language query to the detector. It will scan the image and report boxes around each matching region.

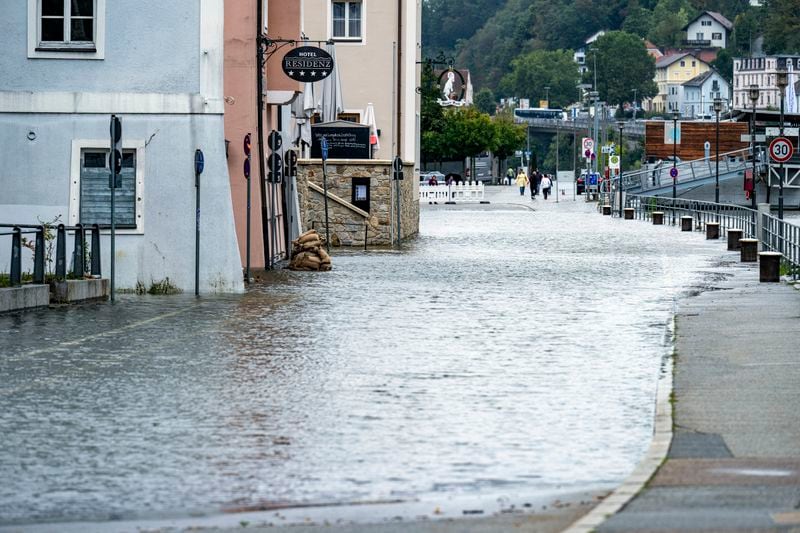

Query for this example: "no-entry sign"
[769,137,794,163]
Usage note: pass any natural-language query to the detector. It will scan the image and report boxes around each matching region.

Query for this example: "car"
[576,175,586,194]
[420,171,445,184]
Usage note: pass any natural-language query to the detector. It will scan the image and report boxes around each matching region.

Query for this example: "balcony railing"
[681,39,711,47]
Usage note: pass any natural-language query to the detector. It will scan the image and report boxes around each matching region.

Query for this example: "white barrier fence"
[419,182,485,203]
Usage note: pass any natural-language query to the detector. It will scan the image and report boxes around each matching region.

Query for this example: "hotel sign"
[282,46,334,83]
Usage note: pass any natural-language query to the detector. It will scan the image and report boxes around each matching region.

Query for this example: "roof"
[656,53,692,69]
[682,70,715,87]
[684,11,733,31]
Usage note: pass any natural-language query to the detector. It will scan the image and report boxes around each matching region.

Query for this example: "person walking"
[505,167,515,186]
[515,168,528,196]
[530,170,541,199]
[541,173,553,200]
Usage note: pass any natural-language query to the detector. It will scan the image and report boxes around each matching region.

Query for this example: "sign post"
[109,115,122,302]
[768,137,794,163]
[393,156,403,247]
[243,133,252,283]
[321,136,331,252]
[194,149,204,296]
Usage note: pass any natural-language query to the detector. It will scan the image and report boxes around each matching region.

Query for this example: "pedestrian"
[531,169,541,199]
[515,168,528,196]
[505,167,514,186]
[541,173,553,200]
[428,174,438,186]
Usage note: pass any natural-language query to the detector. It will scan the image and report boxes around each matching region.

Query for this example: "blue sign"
[194,149,205,175]
[588,173,599,186]
[321,136,329,161]
[670,167,678,178]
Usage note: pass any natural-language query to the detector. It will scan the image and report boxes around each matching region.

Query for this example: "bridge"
[517,117,646,138]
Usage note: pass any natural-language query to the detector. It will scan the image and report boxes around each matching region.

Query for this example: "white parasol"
[362,102,380,155]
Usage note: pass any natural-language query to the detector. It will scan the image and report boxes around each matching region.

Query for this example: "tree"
[711,48,733,82]
[474,88,497,115]
[543,132,574,173]
[647,0,693,47]
[590,31,657,106]
[762,0,800,54]
[622,7,653,38]
[438,107,498,172]
[499,50,580,108]
[491,112,527,176]
[420,62,446,164]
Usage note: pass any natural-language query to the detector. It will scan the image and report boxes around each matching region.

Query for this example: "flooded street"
[0,187,725,527]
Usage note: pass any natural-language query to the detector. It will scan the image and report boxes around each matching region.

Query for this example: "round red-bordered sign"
[769,137,794,163]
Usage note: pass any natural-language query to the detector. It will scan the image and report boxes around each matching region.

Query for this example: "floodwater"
[0,187,724,527]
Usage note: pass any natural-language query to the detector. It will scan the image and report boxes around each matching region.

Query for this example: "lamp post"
[748,84,759,211]
[671,110,679,223]
[631,89,638,122]
[544,86,550,108]
[617,120,624,217]
[776,70,788,221]
[713,97,723,205]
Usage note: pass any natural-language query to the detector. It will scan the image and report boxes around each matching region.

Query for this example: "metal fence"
[1,223,102,287]
[606,193,800,280]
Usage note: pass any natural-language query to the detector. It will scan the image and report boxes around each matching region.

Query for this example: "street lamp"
[617,120,625,217]
[544,86,550,108]
[671,110,679,223]
[776,70,788,220]
[713,97,723,205]
[748,84,759,210]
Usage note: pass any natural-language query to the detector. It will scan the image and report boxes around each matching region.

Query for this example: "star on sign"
[288,71,294,76]
[299,71,306,77]
[311,71,317,76]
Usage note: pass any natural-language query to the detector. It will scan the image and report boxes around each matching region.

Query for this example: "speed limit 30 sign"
[769,137,794,163]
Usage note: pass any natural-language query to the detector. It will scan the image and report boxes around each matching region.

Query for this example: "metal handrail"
[3,223,102,287]
[761,213,800,280]
[619,147,754,192]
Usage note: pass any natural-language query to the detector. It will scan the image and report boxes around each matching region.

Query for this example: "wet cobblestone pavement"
[0,187,726,527]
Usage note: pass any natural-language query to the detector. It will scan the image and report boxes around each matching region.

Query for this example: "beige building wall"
[302,0,420,167]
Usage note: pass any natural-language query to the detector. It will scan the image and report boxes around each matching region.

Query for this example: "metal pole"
[322,157,331,254]
[672,114,677,225]
[110,118,116,302]
[246,138,252,282]
[195,165,200,296]
[572,114,577,201]
[751,97,757,210]
[555,121,559,203]
[779,88,785,221]
[715,108,720,204]
[618,123,623,217]
[395,176,402,247]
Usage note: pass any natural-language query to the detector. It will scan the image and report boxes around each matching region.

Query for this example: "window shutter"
[80,150,136,227]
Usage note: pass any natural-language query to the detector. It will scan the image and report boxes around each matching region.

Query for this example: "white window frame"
[69,139,145,234]
[28,0,106,60]
[329,0,365,44]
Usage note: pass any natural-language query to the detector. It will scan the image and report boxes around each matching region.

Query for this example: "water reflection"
[0,190,724,524]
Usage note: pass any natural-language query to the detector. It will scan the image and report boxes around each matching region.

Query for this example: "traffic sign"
[769,137,794,163]
[609,155,620,169]
[601,145,615,154]
[582,137,594,153]
[194,149,204,175]
[766,127,800,137]
[321,137,329,161]
[670,167,678,178]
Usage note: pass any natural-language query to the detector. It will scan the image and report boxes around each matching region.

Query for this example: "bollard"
[758,251,782,282]
[727,229,743,250]
[681,216,693,231]
[34,226,45,284]
[740,238,758,262]
[602,205,611,216]
[10,226,22,286]
[652,211,664,225]
[91,224,101,277]
[624,208,634,220]
[56,224,66,280]
[72,223,84,278]
[706,222,720,240]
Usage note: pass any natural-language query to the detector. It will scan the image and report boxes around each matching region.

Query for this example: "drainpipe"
[396,0,402,159]
[256,0,271,270]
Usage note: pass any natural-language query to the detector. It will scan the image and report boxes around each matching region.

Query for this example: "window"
[680,60,685,67]
[80,149,137,228]
[696,33,704,41]
[712,32,722,40]
[692,61,696,67]
[332,1,362,40]
[28,0,106,59]
[701,19,712,26]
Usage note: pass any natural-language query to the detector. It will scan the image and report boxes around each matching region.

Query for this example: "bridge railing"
[621,148,754,192]
[419,182,485,203]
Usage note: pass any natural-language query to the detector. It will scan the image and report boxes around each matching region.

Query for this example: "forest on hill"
[422,0,800,104]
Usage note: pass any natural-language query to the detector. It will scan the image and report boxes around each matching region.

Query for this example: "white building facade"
[0,0,244,293]
[732,55,800,112]
[682,70,730,118]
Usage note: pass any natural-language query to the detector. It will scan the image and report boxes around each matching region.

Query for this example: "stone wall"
[297,160,419,247]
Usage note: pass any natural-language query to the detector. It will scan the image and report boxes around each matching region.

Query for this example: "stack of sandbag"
[288,229,332,271]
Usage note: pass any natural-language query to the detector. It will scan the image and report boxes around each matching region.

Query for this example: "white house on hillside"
[683,11,732,49]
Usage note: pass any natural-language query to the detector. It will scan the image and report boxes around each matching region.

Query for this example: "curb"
[562,318,675,533]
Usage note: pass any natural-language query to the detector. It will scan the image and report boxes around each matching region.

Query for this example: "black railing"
[2,223,102,287]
